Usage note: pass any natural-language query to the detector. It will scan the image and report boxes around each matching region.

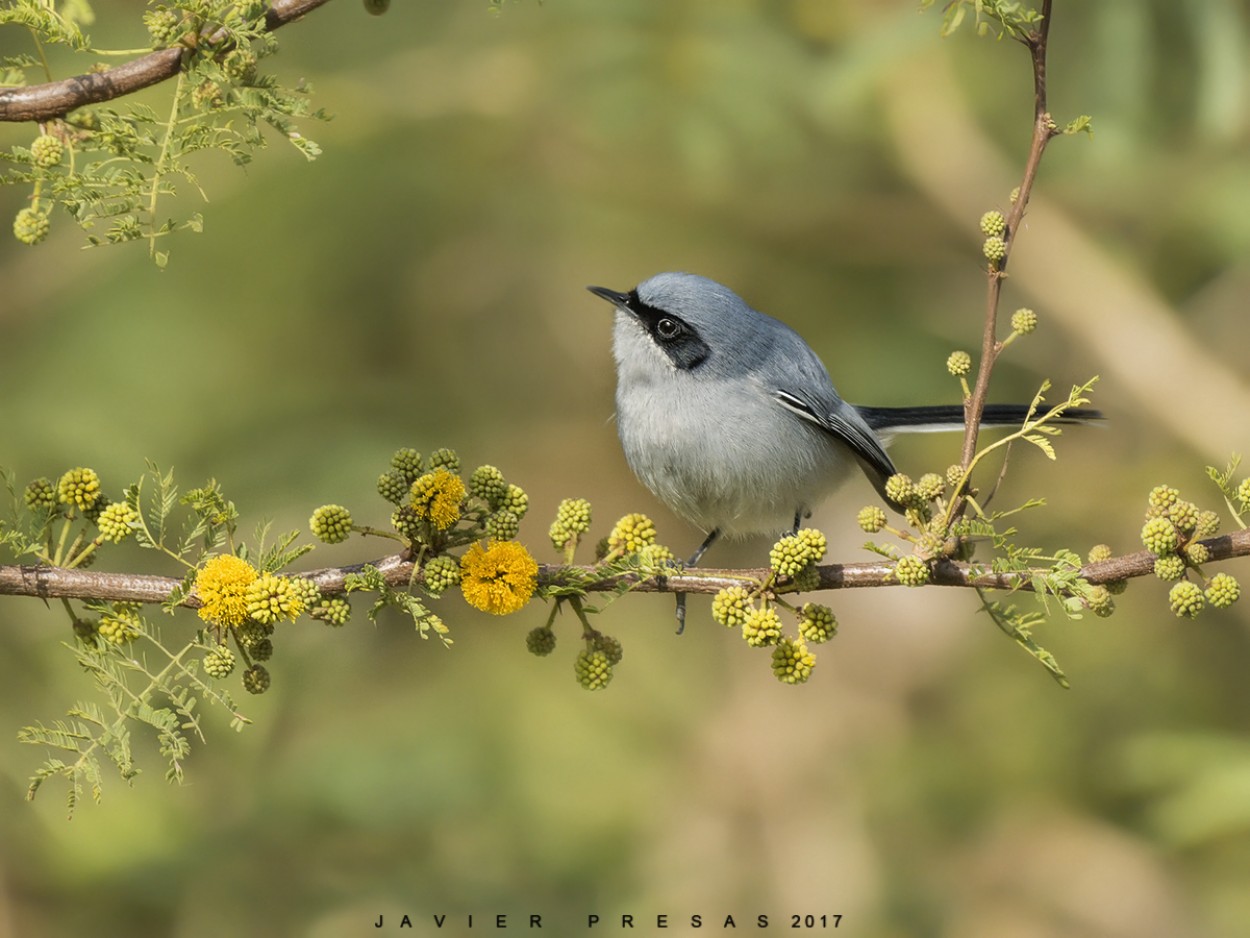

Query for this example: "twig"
[0,0,335,123]
[4,527,1249,610]
[955,0,1059,513]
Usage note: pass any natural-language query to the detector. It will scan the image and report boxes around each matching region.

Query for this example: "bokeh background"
[3,1,1250,935]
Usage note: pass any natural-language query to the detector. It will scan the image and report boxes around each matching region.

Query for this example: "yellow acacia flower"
[459,540,538,615]
[411,468,466,531]
[196,554,258,627]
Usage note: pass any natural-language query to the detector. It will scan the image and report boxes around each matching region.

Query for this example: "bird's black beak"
[586,285,632,311]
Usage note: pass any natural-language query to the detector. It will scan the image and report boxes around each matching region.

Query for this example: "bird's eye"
[656,318,681,339]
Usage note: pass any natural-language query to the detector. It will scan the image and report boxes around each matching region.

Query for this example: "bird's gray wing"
[773,388,898,495]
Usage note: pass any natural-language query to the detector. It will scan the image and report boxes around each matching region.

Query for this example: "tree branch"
[4,527,1248,610]
[0,0,335,123]
[956,0,1059,508]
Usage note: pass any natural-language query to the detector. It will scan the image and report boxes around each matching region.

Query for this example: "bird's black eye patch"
[625,292,711,371]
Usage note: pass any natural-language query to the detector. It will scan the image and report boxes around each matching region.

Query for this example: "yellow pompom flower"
[195,554,259,627]
[410,468,466,531]
[459,540,539,615]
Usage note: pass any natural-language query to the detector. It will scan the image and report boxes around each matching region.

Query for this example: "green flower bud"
[1085,585,1115,618]
[1153,555,1185,581]
[242,664,271,694]
[309,504,352,544]
[1195,510,1220,539]
[742,606,783,647]
[1183,542,1210,566]
[526,626,556,656]
[486,509,521,541]
[1237,478,1250,510]
[203,644,236,679]
[469,465,508,508]
[1147,485,1179,514]
[312,597,351,626]
[422,555,461,597]
[894,555,930,587]
[377,469,410,505]
[771,637,816,685]
[1166,500,1200,535]
[916,473,945,502]
[427,447,460,474]
[574,648,612,690]
[711,586,753,628]
[1168,581,1204,619]
[857,505,887,534]
[97,501,139,543]
[1140,517,1179,556]
[593,633,623,666]
[1087,544,1113,564]
[97,603,142,645]
[391,447,424,482]
[946,350,972,376]
[884,473,915,506]
[798,603,837,644]
[57,467,101,511]
[1205,573,1239,609]
[549,497,592,550]
[979,210,1007,236]
[144,7,182,46]
[24,477,56,511]
[982,235,1007,262]
[1010,308,1037,334]
[30,134,63,168]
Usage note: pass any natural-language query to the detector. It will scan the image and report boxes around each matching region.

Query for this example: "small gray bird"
[588,272,1098,582]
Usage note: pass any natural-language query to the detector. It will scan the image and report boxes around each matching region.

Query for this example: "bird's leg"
[675,527,720,634]
[791,509,806,536]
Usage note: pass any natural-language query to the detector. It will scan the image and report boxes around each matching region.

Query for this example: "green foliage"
[921,0,1045,40]
[344,563,452,645]
[0,0,327,264]
[18,620,249,819]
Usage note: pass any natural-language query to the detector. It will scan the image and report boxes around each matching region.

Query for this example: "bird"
[587,272,1099,626]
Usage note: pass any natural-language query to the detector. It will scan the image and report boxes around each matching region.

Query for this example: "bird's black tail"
[856,403,1104,433]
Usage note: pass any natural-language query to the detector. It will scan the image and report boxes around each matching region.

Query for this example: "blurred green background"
[3,1,1250,935]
